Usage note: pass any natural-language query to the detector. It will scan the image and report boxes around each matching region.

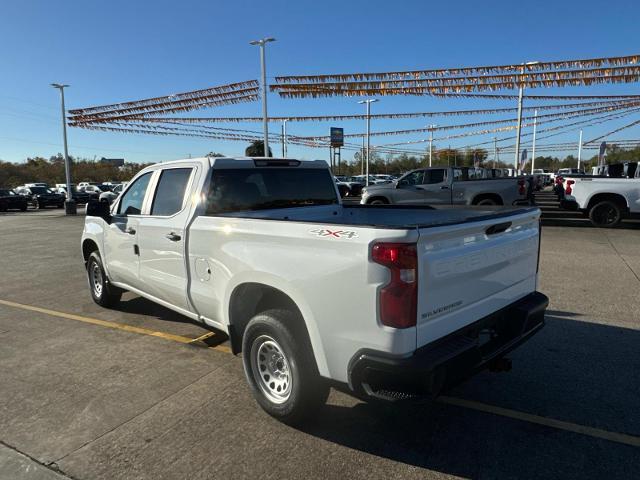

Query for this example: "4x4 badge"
[309,229,358,239]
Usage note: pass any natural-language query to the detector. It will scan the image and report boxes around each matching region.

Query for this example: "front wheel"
[87,251,122,307]
[242,309,329,425]
[368,198,389,205]
[589,201,622,228]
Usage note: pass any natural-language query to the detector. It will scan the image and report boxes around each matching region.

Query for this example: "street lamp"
[427,124,437,167]
[50,83,76,215]
[358,99,378,186]
[514,61,539,173]
[250,37,276,157]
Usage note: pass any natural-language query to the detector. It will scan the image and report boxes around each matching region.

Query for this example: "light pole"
[51,83,76,215]
[493,137,498,169]
[281,119,288,157]
[249,37,275,157]
[577,129,583,170]
[358,99,378,186]
[427,124,437,167]
[514,61,539,171]
[530,108,538,174]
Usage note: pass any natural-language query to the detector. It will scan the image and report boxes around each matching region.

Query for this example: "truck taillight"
[565,179,575,195]
[517,179,526,196]
[371,243,417,329]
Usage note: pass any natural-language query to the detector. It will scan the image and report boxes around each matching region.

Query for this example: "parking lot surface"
[1,208,639,479]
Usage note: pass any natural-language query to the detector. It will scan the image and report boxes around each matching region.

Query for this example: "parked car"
[556,168,584,176]
[336,176,365,196]
[560,175,640,227]
[82,156,547,424]
[79,184,110,195]
[0,188,28,211]
[99,183,126,204]
[333,177,350,197]
[361,166,528,206]
[14,186,65,209]
[351,174,388,185]
[54,185,94,204]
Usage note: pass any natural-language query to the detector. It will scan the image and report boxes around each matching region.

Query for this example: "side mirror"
[86,199,112,224]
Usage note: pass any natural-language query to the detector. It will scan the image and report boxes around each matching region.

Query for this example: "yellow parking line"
[438,395,640,448]
[0,299,231,353]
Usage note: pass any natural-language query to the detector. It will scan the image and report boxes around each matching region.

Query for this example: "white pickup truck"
[82,157,548,424]
[560,176,640,227]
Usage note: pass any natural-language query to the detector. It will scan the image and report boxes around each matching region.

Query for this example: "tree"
[206,152,225,158]
[245,141,272,157]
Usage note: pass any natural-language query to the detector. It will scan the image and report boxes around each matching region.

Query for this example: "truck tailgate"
[416,209,540,348]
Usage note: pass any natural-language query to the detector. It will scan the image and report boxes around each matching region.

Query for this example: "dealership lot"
[1,209,639,480]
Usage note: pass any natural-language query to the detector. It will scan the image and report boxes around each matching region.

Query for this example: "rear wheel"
[87,251,122,307]
[369,198,389,205]
[474,197,499,206]
[242,309,329,425]
[589,201,622,228]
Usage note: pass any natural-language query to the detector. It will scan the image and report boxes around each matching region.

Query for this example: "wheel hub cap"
[251,336,292,404]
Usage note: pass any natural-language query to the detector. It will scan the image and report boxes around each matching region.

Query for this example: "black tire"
[588,200,622,228]
[474,198,497,206]
[242,309,329,425]
[19,204,27,212]
[57,202,65,209]
[87,251,122,307]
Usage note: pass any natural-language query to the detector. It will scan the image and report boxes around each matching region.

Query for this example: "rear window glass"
[151,168,192,216]
[205,168,338,215]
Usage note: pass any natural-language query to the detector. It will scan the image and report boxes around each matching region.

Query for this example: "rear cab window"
[205,168,338,215]
[150,168,193,216]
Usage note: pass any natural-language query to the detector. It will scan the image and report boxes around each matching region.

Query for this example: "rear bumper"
[347,291,548,402]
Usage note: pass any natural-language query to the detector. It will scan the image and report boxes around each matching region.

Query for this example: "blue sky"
[1,0,639,164]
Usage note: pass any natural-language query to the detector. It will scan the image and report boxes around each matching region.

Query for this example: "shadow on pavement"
[300,314,640,478]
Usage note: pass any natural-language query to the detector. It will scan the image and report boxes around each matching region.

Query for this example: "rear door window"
[425,169,446,184]
[150,168,193,216]
[117,172,152,215]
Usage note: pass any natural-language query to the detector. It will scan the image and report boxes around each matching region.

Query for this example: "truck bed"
[214,204,539,230]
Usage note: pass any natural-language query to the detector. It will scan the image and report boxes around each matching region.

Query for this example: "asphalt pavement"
[0,206,639,480]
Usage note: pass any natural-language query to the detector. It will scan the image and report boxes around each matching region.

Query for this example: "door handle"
[440,185,450,190]
[165,232,181,242]
[126,227,136,235]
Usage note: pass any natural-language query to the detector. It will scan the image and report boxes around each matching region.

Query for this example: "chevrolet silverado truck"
[82,157,548,424]
[360,166,528,206]
[560,176,640,227]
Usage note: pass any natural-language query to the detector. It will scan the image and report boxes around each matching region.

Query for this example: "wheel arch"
[366,196,390,205]
[586,192,629,213]
[226,280,329,377]
[471,193,504,205]
[82,238,100,264]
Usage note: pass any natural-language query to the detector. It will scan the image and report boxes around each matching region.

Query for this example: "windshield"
[0,189,15,195]
[206,168,339,215]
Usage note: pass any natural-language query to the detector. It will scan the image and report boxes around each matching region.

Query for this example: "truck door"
[136,165,199,312]
[103,172,153,287]
[419,168,451,205]
[394,170,429,204]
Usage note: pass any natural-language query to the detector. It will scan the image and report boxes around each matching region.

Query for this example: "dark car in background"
[0,188,28,211]
[14,186,65,209]
[53,186,94,204]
